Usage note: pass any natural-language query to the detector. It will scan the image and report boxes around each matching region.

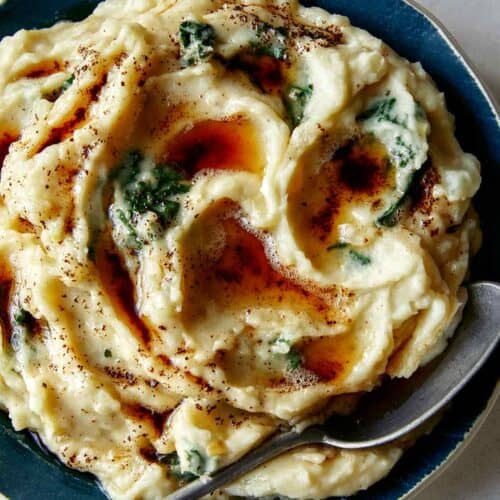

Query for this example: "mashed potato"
[0,0,481,498]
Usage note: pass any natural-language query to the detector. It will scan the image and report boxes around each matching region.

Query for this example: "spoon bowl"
[168,282,500,500]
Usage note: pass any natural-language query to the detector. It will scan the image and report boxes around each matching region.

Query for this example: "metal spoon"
[168,281,500,500]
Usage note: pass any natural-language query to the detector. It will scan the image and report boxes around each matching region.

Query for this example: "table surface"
[411,1,500,499]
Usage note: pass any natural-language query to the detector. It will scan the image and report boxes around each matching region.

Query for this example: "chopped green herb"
[376,172,416,227]
[42,74,75,101]
[284,84,313,127]
[157,452,198,483]
[112,150,190,249]
[104,348,112,358]
[327,243,371,265]
[14,308,32,327]
[116,208,142,250]
[349,250,371,266]
[286,348,302,370]
[61,74,75,91]
[251,22,288,60]
[186,449,207,476]
[179,21,216,67]
[157,449,208,479]
[112,150,142,184]
[358,97,406,127]
[377,199,403,227]
[125,169,188,220]
[392,135,416,168]
[11,308,35,352]
[270,336,292,356]
[327,242,349,251]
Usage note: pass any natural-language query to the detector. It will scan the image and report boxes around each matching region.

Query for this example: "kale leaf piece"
[10,308,36,352]
[157,452,198,483]
[284,84,313,127]
[348,249,372,266]
[158,449,209,482]
[179,21,216,67]
[358,97,402,125]
[112,151,189,249]
[376,172,417,227]
[14,308,34,328]
[251,21,288,60]
[327,243,372,266]
[286,347,303,370]
[392,135,416,168]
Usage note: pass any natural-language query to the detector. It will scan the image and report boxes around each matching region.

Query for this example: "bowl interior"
[0,1,498,499]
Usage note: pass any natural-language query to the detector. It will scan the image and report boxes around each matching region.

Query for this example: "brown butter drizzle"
[0,271,13,344]
[164,116,264,178]
[0,133,19,171]
[95,239,151,345]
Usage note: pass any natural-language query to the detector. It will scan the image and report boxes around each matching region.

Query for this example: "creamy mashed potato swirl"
[0,0,481,498]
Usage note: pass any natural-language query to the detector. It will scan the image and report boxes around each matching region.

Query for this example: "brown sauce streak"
[313,141,389,241]
[87,74,108,102]
[410,160,440,215]
[14,217,38,235]
[185,371,214,393]
[0,133,18,171]
[156,354,174,367]
[139,445,158,462]
[309,194,340,243]
[38,107,86,152]
[336,142,389,194]
[213,219,325,308]
[23,61,62,79]
[165,117,263,178]
[36,74,108,153]
[183,203,332,323]
[230,53,286,95]
[95,239,151,345]
[301,334,357,382]
[122,403,172,437]
[290,138,391,245]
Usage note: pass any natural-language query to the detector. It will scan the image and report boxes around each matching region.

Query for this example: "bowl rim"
[402,0,500,123]
[399,0,500,497]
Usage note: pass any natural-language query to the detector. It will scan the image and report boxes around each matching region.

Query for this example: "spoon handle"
[167,427,326,500]
[167,282,500,499]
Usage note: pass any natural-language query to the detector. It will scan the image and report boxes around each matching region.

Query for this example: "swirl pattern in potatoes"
[0,0,481,498]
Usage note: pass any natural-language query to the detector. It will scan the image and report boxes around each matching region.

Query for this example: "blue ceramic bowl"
[0,1,499,499]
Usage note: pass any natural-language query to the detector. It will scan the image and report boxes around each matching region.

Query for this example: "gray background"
[412,1,499,499]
